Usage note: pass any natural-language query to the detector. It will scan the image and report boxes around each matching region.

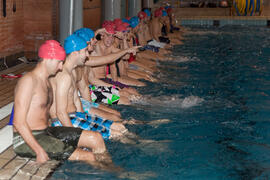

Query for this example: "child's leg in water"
[109,119,171,144]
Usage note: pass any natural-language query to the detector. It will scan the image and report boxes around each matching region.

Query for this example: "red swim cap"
[102,20,109,27]
[115,24,127,32]
[154,9,162,17]
[166,8,172,14]
[102,20,114,28]
[104,24,115,34]
[113,18,123,26]
[159,7,165,11]
[138,11,147,20]
[38,40,66,61]
[122,22,130,27]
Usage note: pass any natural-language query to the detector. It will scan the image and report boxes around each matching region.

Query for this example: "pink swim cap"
[38,40,66,61]
[104,25,115,34]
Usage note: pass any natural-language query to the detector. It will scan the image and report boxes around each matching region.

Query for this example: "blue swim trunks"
[80,98,99,114]
[51,112,113,140]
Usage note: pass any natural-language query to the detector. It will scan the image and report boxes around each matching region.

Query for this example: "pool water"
[51,26,270,180]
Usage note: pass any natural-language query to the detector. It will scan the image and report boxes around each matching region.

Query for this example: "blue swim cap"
[131,16,139,23]
[122,18,130,24]
[144,9,151,17]
[64,34,87,54]
[73,28,95,42]
[162,10,168,16]
[129,16,140,28]
[84,28,95,40]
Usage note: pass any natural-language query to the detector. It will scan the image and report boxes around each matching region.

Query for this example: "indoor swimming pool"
[50,26,270,180]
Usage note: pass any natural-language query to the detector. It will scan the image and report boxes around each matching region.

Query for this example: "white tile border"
[0,125,13,153]
[0,102,13,121]
[0,102,14,153]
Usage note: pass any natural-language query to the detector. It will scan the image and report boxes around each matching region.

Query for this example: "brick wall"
[23,0,57,59]
[0,0,57,60]
[0,0,24,58]
[0,0,102,61]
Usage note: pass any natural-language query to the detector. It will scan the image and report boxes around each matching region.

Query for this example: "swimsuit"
[89,85,120,105]
[147,39,166,48]
[129,63,139,70]
[128,53,136,63]
[13,127,82,161]
[170,24,180,32]
[142,45,160,52]
[80,98,99,114]
[101,78,129,89]
[106,59,121,77]
[159,36,170,44]
[161,25,167,36]
[115,58,121,77]
[51,112,112,140]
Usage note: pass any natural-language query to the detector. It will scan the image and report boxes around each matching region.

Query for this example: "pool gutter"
[176,16,270,27]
